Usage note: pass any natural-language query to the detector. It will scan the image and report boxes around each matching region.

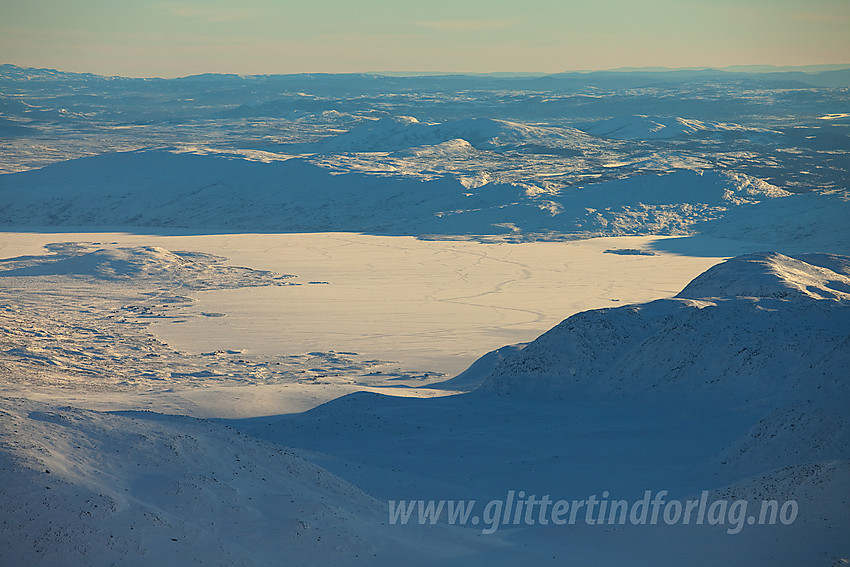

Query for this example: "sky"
[1,0,849,78]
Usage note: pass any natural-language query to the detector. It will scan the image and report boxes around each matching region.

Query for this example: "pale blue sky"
[2,0,848,77]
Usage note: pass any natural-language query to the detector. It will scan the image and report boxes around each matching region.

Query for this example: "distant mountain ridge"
[2,149,830,246]
[581,115,781,140]
[3,63,849,88]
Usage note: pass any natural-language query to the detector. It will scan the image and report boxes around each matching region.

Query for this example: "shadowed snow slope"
[0,149,821,241]
[696,190,850,253]
[0,398,500,567]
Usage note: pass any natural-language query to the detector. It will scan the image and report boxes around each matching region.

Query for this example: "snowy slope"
[581,115,782,140]
[675,252,850,300]
[0,397,499,567]
[0,150,474,233]
[696,190,850,254]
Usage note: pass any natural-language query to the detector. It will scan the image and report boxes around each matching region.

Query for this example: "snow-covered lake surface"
[146,233,728,376]
[1,64,848,565]
[0,230,727,406]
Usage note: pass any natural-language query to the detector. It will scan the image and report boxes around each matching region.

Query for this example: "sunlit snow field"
[0,230,726,412]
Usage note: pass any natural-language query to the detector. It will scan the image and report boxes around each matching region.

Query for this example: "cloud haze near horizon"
[1,0,849,77]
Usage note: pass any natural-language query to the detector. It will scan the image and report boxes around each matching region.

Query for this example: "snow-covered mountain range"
[3,149,844,252]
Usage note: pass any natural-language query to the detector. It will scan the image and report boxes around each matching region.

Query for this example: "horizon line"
[3,62,850,81]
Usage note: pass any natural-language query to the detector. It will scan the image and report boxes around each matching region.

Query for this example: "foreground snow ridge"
[481,252,850,397]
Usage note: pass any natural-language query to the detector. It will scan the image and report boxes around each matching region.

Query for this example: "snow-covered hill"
[675,252,850,300]
[475,252,850,524]
[3,149,838,249]
[281,115,594,153]
[581,115,782,140]
[480,252,850,398]
[0,242,294,289]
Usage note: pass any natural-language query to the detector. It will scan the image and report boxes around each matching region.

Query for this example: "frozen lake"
[1,230,727,376]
